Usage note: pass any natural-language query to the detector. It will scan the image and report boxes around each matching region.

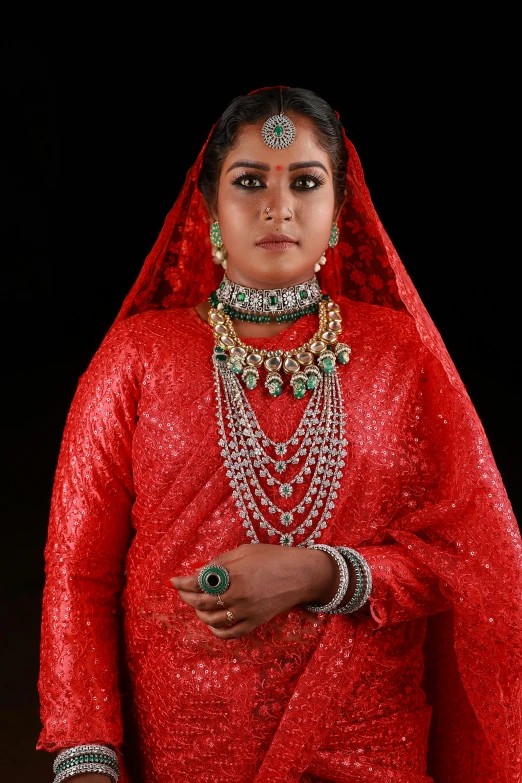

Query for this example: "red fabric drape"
[37,91,522,782]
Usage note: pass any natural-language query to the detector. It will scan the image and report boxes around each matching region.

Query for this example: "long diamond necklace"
[211,295,350,547]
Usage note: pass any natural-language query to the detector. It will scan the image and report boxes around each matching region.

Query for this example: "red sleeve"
[354,542,453,626]
[36,319,142,753]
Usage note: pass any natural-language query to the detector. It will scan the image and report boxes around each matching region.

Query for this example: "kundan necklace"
[209,277,351,547]
[208,294,351,398]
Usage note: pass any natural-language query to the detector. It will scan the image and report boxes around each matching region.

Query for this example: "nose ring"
[265,207,292,217]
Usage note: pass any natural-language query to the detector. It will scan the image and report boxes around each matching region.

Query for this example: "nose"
[265,205,293,221]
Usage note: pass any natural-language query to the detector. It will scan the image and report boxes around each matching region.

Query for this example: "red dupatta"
[110,90,522,782]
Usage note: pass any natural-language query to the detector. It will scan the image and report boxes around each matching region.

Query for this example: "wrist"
[296,546,362,608]
[292,547,340,604]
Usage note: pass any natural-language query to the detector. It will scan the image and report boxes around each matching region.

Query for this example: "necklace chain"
[213,355,347,547]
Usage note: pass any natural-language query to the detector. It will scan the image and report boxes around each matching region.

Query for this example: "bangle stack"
[302,544,372,614]
[53,744,119,782]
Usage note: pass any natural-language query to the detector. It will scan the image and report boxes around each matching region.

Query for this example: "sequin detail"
[36,299,522,782]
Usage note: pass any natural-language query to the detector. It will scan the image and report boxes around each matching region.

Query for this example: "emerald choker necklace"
[215,274,322,321]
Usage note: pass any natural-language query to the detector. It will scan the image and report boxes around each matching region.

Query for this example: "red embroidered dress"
[37,109,522,782]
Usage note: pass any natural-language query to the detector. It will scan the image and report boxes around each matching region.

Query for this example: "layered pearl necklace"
[209,282,351,547]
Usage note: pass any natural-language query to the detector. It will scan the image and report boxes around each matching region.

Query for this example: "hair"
[198,87,349,215]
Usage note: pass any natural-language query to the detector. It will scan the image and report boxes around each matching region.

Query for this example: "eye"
[232,174,265,188]
[292,175,323,190]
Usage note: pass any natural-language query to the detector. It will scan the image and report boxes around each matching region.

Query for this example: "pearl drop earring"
[314,253,327,273]
[210,221,228,269]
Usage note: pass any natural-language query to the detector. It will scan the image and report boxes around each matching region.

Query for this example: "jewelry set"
[54,95,371,783]
[203,266,372,618]
[202,98,371,624]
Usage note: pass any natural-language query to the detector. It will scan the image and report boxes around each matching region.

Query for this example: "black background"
[2,28,520,781]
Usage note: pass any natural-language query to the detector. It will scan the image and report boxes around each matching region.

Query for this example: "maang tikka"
[261,88,296,150]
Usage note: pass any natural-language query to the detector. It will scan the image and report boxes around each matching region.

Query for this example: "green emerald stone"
[270,295,278,305]
[274,125,283,137]
[299,290,308,299]
[269,382,282,397]
[236,292,245,302]
[306,374,318,390]
[245,373,257,390]
[220,281,225,289]
[337,351,350,364]
[322,358,334,374]
[293,386,306,399]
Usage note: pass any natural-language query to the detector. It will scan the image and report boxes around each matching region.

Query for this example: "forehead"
[221,114,331,172]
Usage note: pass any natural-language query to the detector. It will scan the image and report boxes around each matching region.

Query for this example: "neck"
[225,272,316,289]
[194,299,309,338]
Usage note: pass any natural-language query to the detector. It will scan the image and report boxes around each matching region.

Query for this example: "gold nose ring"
[288,208,293,217]
[266,207,271,214]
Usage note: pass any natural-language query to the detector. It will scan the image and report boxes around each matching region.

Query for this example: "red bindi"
[276,165,283,171]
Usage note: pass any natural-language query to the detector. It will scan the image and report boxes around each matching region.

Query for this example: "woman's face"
[214,114,337,289]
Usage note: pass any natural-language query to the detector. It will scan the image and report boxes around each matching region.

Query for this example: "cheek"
[217,189,257,246]
[301,195,336,244]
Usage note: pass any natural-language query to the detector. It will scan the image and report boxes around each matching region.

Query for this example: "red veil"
[48,90,522,781]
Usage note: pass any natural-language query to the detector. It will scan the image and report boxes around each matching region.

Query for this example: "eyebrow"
[288,160,329,174]
[225,160,270,173]
[224,159,330,175]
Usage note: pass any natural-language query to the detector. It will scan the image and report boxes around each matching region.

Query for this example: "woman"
[36,87,521,782]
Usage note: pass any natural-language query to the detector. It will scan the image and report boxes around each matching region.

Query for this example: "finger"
[195,608,239,629]
[209,621,250,640]
[177,589,221,612]
[167,573,200,593]
[167,559,230,593]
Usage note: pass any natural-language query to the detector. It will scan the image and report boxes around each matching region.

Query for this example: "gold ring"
[226,610,236,625]
[216,595,226,608]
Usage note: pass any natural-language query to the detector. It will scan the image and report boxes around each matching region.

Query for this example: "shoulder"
[98,307,212,378]
[114,306,210,347]
[336,295,419,345]
[81,308,206,390]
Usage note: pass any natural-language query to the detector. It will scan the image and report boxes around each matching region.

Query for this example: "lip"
[256,234,297,251]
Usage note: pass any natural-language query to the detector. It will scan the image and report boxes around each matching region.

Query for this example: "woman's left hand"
[167,543,336,640]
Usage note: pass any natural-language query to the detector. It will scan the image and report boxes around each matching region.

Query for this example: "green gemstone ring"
[197,564,231,596]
